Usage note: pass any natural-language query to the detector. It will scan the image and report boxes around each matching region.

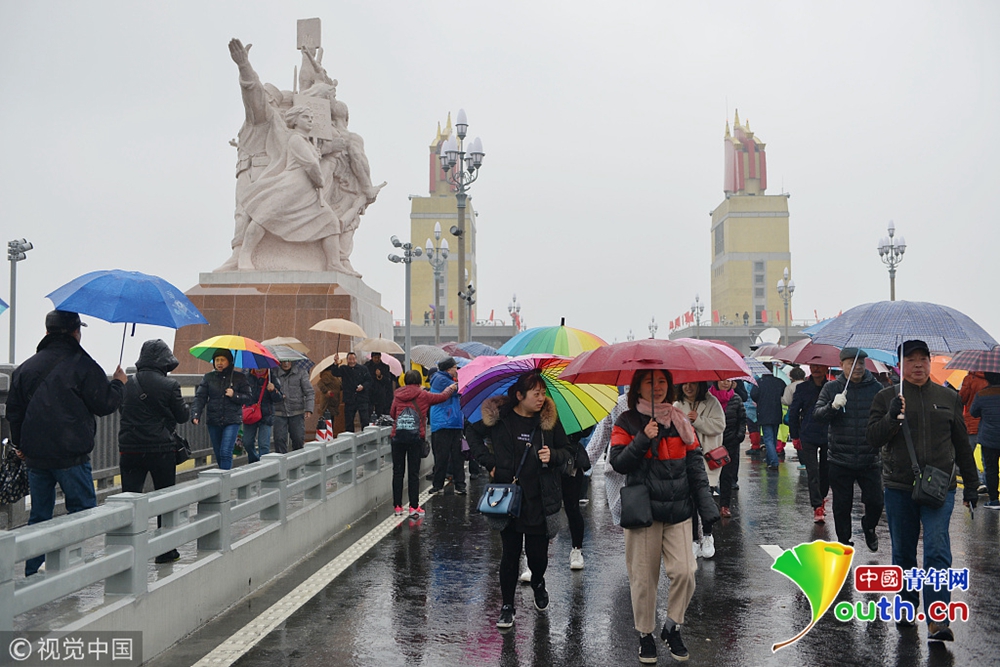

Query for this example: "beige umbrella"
[309,353,343,384]
[261,336,310,355]
[355,336,404,355]
[310,318,368,354]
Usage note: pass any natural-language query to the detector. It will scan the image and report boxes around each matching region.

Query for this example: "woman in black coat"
[466,370,570,631]
[710,378,746,517]
[191,349,253,470]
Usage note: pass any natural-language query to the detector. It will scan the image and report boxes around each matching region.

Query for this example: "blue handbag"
[477,435,534,520]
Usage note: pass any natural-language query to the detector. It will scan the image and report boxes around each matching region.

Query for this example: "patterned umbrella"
[809,301,997,353]
[191,335,278,369]
[497,323,607,357]
[742,356,772,377]
[260,336,310,355]
[460,355,618,434]
[945,346,1000,374]
[457,341,499,358]
[439,341,473,359]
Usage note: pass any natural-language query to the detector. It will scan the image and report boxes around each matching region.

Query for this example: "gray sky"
[1,1,998,367]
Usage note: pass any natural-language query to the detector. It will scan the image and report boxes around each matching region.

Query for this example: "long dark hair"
[627,369,674,410]
[677,380,708,403]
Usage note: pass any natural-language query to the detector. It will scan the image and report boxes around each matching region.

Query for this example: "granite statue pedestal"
[172,271,392,375]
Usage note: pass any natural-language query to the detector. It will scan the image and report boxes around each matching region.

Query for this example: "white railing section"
[0,426,392,631]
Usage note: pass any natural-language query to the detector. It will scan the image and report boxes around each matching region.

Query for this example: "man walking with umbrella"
[813,348,883,550]
[6,310,127,576]
[330,352,372,431]
[365,352,395,418]
[868,340,979,642]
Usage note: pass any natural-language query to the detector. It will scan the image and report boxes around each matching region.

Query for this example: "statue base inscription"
[172,270,392,375]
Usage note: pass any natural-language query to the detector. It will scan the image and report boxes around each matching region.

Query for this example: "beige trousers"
[623,518,697,634]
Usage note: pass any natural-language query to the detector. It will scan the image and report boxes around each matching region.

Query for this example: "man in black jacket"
[5,310,127,576]
[750,365,787,470]
[330,352,372,432]
[788,364,831,523]
[812,348,883,551]
[364,352,395,417]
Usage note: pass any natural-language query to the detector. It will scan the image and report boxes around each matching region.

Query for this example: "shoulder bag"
[0,438,29,505]
[901,415,950,509]
[477,430,534,528]
[242,380,267,425]
[620,423,654,529]
[134,373,192,465]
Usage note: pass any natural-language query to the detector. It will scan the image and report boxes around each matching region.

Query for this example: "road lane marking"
[192,488,435,666]
[760,544,785,561]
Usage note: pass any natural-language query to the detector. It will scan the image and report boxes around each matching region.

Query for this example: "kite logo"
[770,540,854,652]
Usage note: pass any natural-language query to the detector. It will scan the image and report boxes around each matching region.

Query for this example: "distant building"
[710,111,792,326]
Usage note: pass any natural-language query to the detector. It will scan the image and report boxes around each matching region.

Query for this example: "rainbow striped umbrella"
[497,323,607,358]
[190,335,278,369]
[460,354,618,434]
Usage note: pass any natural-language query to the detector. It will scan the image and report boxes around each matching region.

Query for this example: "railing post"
[363,426,380,475]
[303,443,327,501]
[197,469,232,552]
[259,455,287,523]
[0,532,14,631]
[104,492,149,596]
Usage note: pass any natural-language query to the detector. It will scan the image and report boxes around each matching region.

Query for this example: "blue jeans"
[761,424,780,467]
[242,421,271,464]
[884,487,956,622]
[207,424,241,470]
[25,462,97,576]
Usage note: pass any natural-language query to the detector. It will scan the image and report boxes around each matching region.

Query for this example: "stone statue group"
[218,37,385,277]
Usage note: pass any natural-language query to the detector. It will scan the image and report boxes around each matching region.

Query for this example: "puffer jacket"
[960,372,988,435]
[609,408,718,527]
[465,396,570,529]
[720,394,747,451]
[971,385,1000,450]
[6,334,124,469]
[812,370,882,470]
[191,367,253,426]
[750,374,787,426]
[245,371,284,426]
[429,370,463,431]
[272,363,315,416]
[389,383,452,440]
[787,377,828,444]
[119,340,190,453]
[868,381,978,501]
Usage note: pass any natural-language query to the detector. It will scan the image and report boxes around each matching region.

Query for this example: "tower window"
[714,225,724,256]
[754,261,764,272]
[754,287,764,298]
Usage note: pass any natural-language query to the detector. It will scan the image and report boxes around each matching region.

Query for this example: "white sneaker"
[570,548,584,570]
[519,568,532,583]
[701,534,716,559]
[692,540,702,559]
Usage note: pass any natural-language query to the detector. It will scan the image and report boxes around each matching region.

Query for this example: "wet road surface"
[151,449,1000,667]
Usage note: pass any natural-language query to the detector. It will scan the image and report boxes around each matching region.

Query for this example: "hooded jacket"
[272,363,315,416]
[750,374,787,426]
[6,333,125,469]
[609,408,718,527]
[813,370,882,469]
[389,383,452,440]
[466,395,570,529]
[971,386,1000,450]
[118,340,190,453]
[868,381,978,501]
[787,377,828,445]
[191,365,253,426]
[429,369,463,431]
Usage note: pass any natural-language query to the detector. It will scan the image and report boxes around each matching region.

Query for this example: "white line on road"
[759,544,785,561]
[192,488,434,666]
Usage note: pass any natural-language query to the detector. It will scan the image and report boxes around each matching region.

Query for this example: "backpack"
[395,400,421,439]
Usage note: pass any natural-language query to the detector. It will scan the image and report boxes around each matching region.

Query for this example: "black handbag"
[477,432,534,529]
[901,415,950,509]
[1,438,30,504]
[619,483,653,529]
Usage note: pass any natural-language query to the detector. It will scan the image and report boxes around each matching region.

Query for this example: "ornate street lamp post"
[507,293,522,332]
[776,267,795,345]
[877,220,906,301]
[389,235,422,368]
[648,316,658,339]
[8,238,33,364]
[424,222,449,344]
[439,109,485,343]
[690,294,705,340]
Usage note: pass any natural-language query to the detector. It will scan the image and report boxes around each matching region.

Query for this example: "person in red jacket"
[960,372,988,493]
[389,370,457,516]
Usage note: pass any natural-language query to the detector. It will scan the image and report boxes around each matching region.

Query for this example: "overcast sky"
[1,1,998,367]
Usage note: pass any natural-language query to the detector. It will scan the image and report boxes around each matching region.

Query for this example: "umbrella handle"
[118,323,127,366]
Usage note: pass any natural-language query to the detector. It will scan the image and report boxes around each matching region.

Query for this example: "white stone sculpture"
[216,23,383,276]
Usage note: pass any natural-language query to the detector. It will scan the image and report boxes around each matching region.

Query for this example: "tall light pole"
[459,283,476,337]
[648,316,658,339]
[776,267,795,345]
[389,235,422,368]
[690,294,705,340]
[507,293,522,332]
[424,222,449,344]
[8,238,33,364]
[626,329,635,341]
[877,220,906,301]
[439,109,485,343]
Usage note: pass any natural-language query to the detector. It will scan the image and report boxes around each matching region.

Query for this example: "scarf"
[635,399,696,444]
[709,385,734,411]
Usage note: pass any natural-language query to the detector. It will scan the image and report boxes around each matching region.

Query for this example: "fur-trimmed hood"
[480,395,558,430]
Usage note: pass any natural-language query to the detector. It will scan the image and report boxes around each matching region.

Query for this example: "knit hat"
[212,348,234,365]
[839,347,869,362]
[437,356,457,372]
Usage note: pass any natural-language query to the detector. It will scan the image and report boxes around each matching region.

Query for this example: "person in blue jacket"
[429,357,466,495]
[970,371,1000,508]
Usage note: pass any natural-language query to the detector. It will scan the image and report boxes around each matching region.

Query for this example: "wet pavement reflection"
[160,449,1000,666]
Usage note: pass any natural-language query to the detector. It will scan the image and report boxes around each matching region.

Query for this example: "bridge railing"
[0,426,392,632]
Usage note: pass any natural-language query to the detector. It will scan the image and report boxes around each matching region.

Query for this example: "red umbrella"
[559,339,748,387]
[945,346,1000,374]
[775,338,885,372]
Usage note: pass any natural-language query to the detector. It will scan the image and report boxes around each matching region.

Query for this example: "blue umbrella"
[809,301,996,354]
[800,317,898,365]
[0,296,7,316]
[47,270,208,363]
[456,341,499,358]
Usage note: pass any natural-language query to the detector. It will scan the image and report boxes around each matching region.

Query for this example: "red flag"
[761,310,768,323]
[776,310,781,323]
[712,310,720,323]
[669,320,675,331]
[449,309,454,321]
[675,317,681,329]
[489,309,494,322]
